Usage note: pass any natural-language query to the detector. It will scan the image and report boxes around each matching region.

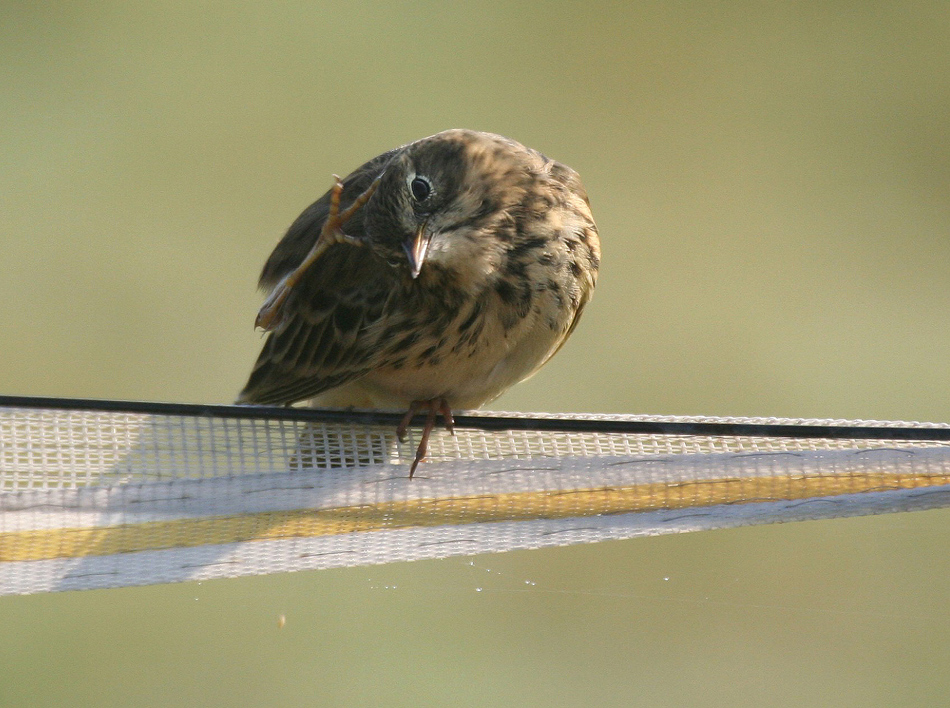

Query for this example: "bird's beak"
[403,223,432,279]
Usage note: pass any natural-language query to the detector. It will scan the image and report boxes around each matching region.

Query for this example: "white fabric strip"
[2,404,949,595]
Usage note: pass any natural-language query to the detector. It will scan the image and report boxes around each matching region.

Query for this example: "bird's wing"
[237,153,400,406]
[238,245,401,404]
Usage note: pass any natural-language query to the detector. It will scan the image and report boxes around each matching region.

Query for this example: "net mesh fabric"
[4,407,944,489]
[2,403,950,595]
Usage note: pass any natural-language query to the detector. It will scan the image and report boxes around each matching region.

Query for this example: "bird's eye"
[409,176,432,202]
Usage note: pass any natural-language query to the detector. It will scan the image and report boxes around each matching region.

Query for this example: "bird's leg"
[256,173,382,331]
[437,398,455,435]
[409,404,439,479]
[397,400,424,443]
[397,397,454,478]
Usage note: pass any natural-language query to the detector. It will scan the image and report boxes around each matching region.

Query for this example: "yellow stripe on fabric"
[1,471,947,562]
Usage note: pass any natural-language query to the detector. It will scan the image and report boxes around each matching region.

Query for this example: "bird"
[237,129,600,477]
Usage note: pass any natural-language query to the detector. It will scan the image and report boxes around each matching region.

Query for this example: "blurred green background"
[2,2,950,706]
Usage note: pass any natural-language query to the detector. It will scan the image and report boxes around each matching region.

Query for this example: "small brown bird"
[238,130,599,476]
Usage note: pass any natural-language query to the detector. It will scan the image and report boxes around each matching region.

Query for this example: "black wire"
[2,394,948,442]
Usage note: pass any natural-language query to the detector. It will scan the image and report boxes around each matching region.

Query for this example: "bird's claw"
[255,174,381,332]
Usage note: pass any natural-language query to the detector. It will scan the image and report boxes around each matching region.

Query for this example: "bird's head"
[362,130,536,284]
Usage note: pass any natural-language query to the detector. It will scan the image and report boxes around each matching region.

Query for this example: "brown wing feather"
[237,150,402,405]
[237,244,399,405]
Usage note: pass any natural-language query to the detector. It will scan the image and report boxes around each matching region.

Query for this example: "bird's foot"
[255,174,381,331]
[397,397,455,478]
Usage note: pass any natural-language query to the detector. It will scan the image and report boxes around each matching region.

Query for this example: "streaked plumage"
[238,129,599,475]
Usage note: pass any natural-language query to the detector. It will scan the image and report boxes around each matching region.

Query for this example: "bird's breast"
[347,276,580,409]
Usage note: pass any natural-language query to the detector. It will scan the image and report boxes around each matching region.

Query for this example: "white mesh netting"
[2,399,950,595]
